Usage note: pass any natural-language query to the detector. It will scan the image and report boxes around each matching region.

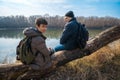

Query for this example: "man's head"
[64,11,74,22]
[35,18,48,33]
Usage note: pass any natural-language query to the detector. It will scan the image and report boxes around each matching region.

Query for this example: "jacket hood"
[23,27,46,39]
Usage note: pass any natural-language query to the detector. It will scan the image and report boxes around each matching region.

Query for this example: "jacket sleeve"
[33,37,51,64]
[60,23,74,44]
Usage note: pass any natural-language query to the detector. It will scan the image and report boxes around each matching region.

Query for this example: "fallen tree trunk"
[0,25,120,80]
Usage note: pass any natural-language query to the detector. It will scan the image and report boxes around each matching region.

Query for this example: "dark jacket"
[60,18,78,50]
[23,27,51,70]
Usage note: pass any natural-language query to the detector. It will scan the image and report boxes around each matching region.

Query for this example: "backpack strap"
[76,22,82,39]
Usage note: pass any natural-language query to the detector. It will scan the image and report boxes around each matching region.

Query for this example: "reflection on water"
[0,28,103,63]
[0,29,23,38]
[0,38,20,63]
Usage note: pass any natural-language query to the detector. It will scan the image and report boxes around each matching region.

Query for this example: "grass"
[43,39,120,80]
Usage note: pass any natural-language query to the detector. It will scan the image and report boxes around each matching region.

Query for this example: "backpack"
[16,37,36,64]
[76,23,89,49]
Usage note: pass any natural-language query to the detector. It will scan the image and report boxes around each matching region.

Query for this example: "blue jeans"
[54,44,66,52]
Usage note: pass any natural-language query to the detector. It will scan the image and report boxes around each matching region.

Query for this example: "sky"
[0,0,120,18]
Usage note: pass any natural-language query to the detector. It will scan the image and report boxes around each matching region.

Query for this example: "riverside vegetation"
[43,40,120,80]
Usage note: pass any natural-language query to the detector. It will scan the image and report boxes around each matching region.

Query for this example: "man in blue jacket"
[54,11,79,52]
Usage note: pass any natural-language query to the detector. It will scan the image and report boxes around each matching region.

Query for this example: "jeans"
[54,44,66,52]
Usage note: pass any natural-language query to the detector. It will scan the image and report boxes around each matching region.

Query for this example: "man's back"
[60,18,78,50]
[54,11,80,52]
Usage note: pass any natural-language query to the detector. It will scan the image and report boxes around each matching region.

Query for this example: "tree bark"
[0,25,120,80]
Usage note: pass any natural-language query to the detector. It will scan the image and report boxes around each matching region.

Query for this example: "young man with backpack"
[54,11,89,52]
[16,18,52,70]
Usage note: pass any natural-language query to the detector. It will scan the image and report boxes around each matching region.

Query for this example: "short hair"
[35,18,48,26]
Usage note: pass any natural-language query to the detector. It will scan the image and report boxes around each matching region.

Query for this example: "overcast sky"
[0,0,120,18]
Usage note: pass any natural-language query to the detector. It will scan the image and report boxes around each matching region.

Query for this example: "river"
[0,28,102,63]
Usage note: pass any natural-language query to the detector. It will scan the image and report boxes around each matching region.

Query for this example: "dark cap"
[65,11,74,18]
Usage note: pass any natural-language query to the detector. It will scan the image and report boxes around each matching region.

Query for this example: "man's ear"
[36,25,40,28]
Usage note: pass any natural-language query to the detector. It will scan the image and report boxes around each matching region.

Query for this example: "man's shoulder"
[67,20,77,27]
[32,36,45,44]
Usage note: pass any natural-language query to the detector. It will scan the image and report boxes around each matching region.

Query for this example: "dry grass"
[43,39,120,80]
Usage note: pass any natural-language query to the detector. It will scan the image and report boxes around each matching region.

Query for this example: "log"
[0,25,120,80]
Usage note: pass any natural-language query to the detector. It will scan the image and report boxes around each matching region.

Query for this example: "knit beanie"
[65,11,74,18]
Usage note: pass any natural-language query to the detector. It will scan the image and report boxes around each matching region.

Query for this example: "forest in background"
[0,14,120,29]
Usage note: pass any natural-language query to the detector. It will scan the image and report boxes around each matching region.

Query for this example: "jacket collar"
[36,29,46,40]
[69,17,76,22]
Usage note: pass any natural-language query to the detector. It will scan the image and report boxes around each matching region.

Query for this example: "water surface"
[0,28,102,63]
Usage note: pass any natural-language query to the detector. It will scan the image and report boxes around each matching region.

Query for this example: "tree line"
[0,15,120,29]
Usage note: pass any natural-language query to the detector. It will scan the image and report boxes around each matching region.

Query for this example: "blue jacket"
[60,18,78,50]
